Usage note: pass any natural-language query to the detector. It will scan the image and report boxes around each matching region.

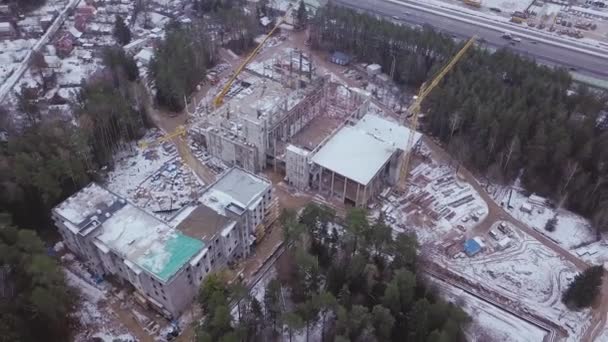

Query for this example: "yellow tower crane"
[213,4,294,108]
[398,36,476,189]
[140,5,295,149]
[138,125,187,149]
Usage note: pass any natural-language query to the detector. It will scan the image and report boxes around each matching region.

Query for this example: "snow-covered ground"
[104,129,206,221]
[378,147,488,245]
[433,277,548,342]
[476,0,533,13]
[64,260,136,342]
[434,227,590,341]
[491,184,608,266]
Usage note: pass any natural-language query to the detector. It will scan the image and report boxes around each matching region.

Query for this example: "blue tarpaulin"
[464,239,481,256]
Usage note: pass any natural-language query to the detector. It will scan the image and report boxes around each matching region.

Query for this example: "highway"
[334,0,608,80]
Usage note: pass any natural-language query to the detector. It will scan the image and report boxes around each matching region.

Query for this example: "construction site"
[46,4,608,341]
[188,45,425,208]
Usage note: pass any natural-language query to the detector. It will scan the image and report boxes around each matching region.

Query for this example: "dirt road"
[422,135,608,341]
[421,136,588,270]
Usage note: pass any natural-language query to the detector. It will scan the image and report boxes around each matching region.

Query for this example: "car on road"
[569,66,577,71]
[392,15,400,20]
[512,37,522,42]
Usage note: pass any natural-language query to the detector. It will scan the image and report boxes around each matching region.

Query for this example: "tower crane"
[140,5,295,149]
[398,36,476,189]
[213,4,293,108]
[138,125,187,149]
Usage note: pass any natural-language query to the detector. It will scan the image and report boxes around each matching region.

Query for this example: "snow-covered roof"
[286,143,310,156]
[366,64,382,71]
[312,114,420,185]
[201,168,270,215]
[95,203,203,282]
[260,16,271,26]
[354,114,421,151]
[313,126,393,185]
[54,183,203,283]
[53,183,121,227]
[135,48,153,63]
[68,26,83,38]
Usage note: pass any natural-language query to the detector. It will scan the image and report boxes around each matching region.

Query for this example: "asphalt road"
[334,0,608,80]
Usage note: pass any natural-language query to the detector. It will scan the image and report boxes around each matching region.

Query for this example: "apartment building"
[52,168,276,318]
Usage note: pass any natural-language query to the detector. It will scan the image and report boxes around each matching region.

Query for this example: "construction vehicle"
[213,4,293,108]
[398,36,476,190]
[463,0,481,8]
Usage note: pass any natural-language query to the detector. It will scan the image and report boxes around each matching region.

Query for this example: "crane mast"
[213,5,293,108]
[398,36,476,189]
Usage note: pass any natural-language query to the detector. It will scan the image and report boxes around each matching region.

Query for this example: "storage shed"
[330,51,351,66]
[464,238,482,256]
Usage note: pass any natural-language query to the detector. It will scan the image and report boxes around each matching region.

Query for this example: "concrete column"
[363,185,367,207]
[273,137,277,172]
[343,176,347,202]
[331,171,335,197]
[319,167,323,192]
[356,183,360,207]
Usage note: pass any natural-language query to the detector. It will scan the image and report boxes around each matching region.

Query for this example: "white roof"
[68,26,83,38]
[312,126,395,185]
[286,144,310,156]
[53,183,119,225]
[135,48,154,63]
[354,114,421,151]
[312,114,420,185]
[498,237,512,247]
[201,168,270,215]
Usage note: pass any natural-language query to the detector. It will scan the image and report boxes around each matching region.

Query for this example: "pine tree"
[562,265,604,309]
[294,0,307,29]
[113,15,131,46]
[544,215,558,232]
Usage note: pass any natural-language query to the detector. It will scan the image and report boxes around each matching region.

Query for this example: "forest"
[310,6,608,232]
[196,204,470,342]
[0,223,74,342]
[150,21,218,112]
[1,46,146,230]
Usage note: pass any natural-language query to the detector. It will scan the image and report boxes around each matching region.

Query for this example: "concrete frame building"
[306,113,421,207]
[191,72,367,174]
[52,168,276,319]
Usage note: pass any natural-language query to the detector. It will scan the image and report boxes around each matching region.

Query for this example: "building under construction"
[191,49,420,207]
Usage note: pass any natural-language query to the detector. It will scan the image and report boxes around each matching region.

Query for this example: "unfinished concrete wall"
[205,129,258,171]
[285,144,310,190]
[163,268,197,317]
[242,117,267,171]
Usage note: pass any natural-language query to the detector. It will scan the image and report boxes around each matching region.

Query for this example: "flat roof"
[201,168,270,215]
[95,202,203,282]
[312,126,395,185]
[176,204,233,242]
[53,183,125,231]
[286,143,310,156]
[354,114,421,151]
[312,114,421,185]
